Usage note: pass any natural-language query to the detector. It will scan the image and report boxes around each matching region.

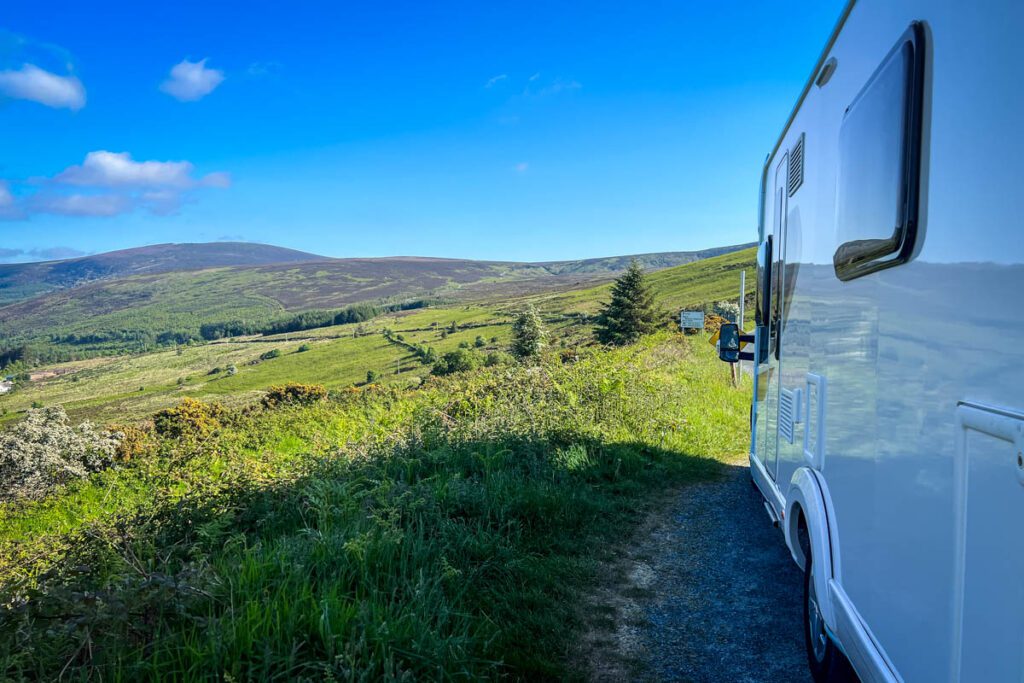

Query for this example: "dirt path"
[578,460,811,682]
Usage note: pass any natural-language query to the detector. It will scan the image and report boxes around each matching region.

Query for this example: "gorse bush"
[0,406,120,502]
[261,383,328,408]
[152,397,226,440]
[108,423,156,462]
[259,348,282,361]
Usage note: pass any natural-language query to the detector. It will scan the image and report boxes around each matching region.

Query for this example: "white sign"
[680,311,705,330]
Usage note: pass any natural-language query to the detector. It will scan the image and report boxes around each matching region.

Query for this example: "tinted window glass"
[834,25,924,281]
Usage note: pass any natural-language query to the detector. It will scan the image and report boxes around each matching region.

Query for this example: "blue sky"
[0,1,844,263]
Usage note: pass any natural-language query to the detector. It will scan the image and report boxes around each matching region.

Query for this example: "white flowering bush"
[0,406,121,502]
[713,300,741,323]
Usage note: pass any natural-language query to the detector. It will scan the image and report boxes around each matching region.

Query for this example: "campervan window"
[833,24,924,281]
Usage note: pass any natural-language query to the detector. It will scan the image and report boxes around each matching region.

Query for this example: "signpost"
[680,310,705,331]
[737,270,746,374]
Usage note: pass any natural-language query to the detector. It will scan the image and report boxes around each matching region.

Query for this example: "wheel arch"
[785,467,837,629]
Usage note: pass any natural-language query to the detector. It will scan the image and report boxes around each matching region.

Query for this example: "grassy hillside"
[537,242,754,275]
[0,334,751,680]
[0,241,759,679]
[0,244,755,364]
[0,248,755,424]
[527,245,756,316]
[0,258,540,350]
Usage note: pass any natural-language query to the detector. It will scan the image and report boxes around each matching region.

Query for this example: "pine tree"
[510,304,545,360]
[594,260,659,345]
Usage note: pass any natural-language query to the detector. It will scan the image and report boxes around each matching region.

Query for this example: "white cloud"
[0,63,85,110]
[30,193,131,217]
[54,151,230,190]
[159,58,224,101]
[1,151,230,220]
[0,246,89,263]
[485,74,507,88]
[0,181,21,220]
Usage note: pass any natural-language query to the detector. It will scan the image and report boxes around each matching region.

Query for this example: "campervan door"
[747,1,1024,681]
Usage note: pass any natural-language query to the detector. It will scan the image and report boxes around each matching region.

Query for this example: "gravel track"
[578,460,812,682]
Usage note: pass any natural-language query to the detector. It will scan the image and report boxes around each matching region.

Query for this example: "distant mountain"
[0,242,325,305]
[0,241,756,354]
[540,243,756,275]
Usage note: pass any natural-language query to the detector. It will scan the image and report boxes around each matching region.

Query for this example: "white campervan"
[716,2,1024,681]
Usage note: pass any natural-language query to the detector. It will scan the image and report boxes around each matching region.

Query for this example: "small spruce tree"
[510,304,545,360]
[594,259,659,345]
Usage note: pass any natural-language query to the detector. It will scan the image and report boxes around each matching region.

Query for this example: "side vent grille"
[779,387,803,444]
[788,133,805,196]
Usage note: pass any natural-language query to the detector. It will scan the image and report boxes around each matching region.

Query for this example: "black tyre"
[803,552,858,682]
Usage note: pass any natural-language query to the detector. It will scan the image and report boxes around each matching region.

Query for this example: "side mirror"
[718,323,740,363]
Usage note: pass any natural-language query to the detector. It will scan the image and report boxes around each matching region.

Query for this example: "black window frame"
[833,22,926,282]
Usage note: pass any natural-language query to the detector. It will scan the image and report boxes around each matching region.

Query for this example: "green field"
[0,248,755,425]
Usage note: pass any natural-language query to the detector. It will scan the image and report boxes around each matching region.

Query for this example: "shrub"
[366,370,379,384]
[208,367,222,375]
[702,312,730,335]
[0,406,121,502]
[262,383,328,409]
[712,300,741,323]
[484,351,511,367]
[432,349,478,376]
[226,365,237,376]
[474,335,486,348]
[108,423,156,462]
[458,341,470,349]
[260,349,282,361]
[152,398,226,440]
[297,344,311,353]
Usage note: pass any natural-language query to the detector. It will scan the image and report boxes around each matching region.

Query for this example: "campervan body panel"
[752,1,1024,680]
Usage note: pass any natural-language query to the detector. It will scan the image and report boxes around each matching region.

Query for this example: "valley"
[0,244,755,424]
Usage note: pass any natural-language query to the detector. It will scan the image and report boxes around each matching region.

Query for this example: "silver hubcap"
[808,572,828,661]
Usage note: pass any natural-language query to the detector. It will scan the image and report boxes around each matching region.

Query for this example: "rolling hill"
[0,242,754,358]
[0,242,325,306]
[538,243,754,275]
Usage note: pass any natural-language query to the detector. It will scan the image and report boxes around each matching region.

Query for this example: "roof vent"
[788,133,805,197]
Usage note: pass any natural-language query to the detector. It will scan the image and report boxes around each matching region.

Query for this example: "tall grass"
[0,334,749,681]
